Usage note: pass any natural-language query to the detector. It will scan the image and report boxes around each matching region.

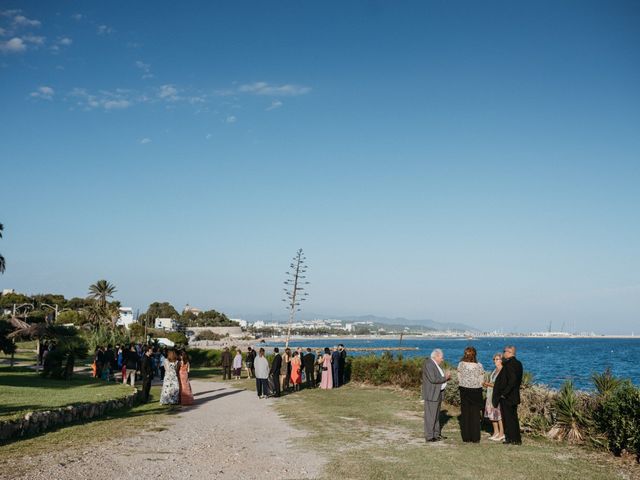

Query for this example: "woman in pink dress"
[320,347,333,389]
[178,351,194,405]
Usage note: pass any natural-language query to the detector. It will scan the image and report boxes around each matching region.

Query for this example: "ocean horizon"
[262,336,640,390]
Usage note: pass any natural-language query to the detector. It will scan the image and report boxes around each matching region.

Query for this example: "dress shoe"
[437,435,447,440]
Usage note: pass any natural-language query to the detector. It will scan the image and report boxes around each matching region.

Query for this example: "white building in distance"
[116,307,136,329]
[155,317,179,332]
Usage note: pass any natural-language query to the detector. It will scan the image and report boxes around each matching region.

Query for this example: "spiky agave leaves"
[548,380,592,443]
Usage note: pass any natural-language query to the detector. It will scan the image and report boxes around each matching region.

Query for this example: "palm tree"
[87,279,117,307]
[0,222,5,274]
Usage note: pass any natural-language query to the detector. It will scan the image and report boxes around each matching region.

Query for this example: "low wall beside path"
[0,388,139,442]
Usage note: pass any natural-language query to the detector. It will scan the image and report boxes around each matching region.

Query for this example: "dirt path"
[9,380,324,480]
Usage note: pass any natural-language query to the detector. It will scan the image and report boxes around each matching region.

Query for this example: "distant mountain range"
[233,312,477,332]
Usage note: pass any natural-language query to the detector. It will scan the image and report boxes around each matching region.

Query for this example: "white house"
[231,318,247,328]
[155,317,179,332]
[116,307,136,329]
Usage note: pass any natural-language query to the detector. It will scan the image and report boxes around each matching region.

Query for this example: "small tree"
[282,248,310,348]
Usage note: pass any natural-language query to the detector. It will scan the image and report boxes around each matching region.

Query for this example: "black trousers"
[256,378,269,397]
[305,367,315,388]
[222,366,231,380]
[500,400,522,443]
[459,387,483,442]
[270,372,281,396]
[141,378,152,402]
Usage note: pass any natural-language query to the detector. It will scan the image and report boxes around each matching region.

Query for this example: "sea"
[262,336,640,390]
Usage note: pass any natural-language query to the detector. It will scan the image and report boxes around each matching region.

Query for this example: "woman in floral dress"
[483,353,505,441]
[179,350,194,405]
[160,349,180,405]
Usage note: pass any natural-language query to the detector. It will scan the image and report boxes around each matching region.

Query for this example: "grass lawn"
[0,366,135,421]
[0,385,177,477]
[276,383,636,480]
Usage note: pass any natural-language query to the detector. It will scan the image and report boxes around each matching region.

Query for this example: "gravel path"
[8,380,324,480]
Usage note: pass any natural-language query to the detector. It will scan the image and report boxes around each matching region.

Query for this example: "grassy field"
[275,383,637,480]
[0,366,135,421]
[0,386,177,477]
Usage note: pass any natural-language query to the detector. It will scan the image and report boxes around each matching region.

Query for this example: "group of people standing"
[422,345,523,445]
[249,344,347,398]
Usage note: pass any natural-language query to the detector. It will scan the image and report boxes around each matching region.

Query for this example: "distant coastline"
[261,334,640,342]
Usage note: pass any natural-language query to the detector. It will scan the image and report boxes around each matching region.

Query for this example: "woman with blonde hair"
[483,353,505,441]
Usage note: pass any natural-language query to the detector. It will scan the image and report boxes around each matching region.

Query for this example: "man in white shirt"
[422,348,451,442]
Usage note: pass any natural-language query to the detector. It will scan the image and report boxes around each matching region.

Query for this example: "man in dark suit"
[492,345,523,445]
[140,345,154,403]
[221,347,232,380]
[338,344,347,386]
[331,347,341,387]
[269,347,282,397]
[302,348,315,388]
[422,348,451,442]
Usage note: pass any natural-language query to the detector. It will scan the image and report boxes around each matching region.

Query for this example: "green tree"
[0,319,16,358]
[139,302,180,326]
[87,279,117,307]
[55,310,86,326]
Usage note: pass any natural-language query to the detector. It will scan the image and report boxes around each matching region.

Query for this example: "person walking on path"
[233,349,243,380]
[179,351,194,405]
[331,346,340,388]
[338,344,347,386]
[320,347,333,390]
[290,351,302,391]
[254,348,270,398]
[422,348,451,442]
[484,353,505,441]
[124,344,139,387]
[303,348,315,388]
[457,346,485,443]
[270,347,283,397]
[160,349,180,405]
[245,346,256,379]
[492,345,523,445]
[221,347,232,380]
[140,345,154,403]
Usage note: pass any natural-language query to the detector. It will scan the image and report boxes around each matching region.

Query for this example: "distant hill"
[234,312,477,332]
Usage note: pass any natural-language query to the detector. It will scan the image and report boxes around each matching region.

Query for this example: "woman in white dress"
[160,349,180,405]
[483,353,505,441]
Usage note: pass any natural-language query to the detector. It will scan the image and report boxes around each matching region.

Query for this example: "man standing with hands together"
[422,348,451,442]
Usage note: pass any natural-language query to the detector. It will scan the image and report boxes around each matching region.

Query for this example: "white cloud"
[266,99,283,111]
[23,34,45,45]
[237,82,311,96]
[103,99,130,110]
[226,115,237,124]
[158,84,178,100]
[13,15,41,28]
[0,37,26,53]
[205,133,212,140]
[30,85,54,100]
[135,60,153,79]
[69,88,133,111]
[139,137,152,144]
[0,10,21,18]
[58,37,72,46]
[71,14,83,21]
[97,25,113,35]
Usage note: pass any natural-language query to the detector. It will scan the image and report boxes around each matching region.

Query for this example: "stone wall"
[0,389,138,442]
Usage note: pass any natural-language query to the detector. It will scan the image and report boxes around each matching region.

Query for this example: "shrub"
[86,326,131,351]
[547,380,592,443]
[188,348,223,367]
[594,380,640,458]
[194,330,224,341]
[164,331,188,346]
[42,326,88,379]
[592,368,621,399]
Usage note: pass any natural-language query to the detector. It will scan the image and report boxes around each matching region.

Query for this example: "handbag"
[322,367,328,371]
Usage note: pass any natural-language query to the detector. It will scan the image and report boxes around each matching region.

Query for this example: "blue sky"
[1,1,639,333]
